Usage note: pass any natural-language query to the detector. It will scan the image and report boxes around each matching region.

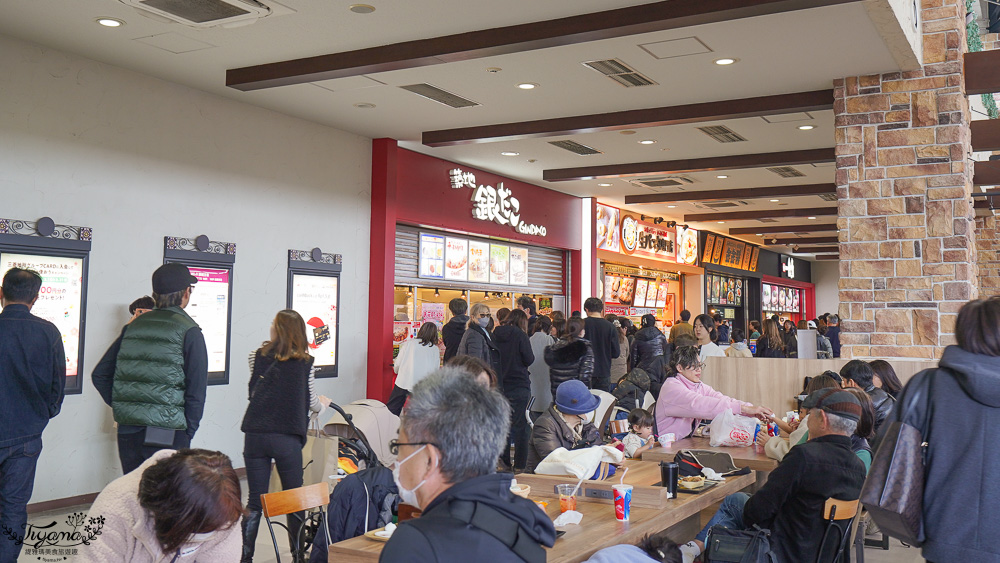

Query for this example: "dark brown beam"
[768,236,839,245]
[729,223,838,235]
[974,195,1000,209]
[972,188,1000,196]
[227,0,861,91]
[625,183,834,205]
[965,51,1000,95]
[423,90,833,147]
[788,246,840,253]
[545,148,835,182]
[815,254,841,260]
[974,160,1000,186]
[684,206,837,222]
[971,119,1000,152]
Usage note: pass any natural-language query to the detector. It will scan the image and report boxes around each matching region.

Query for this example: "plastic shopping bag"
[709,409,759,447]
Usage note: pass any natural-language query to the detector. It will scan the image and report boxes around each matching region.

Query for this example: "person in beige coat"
[76,449,243,563]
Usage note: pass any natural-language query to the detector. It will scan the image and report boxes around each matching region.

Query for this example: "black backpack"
[704,525,778,563]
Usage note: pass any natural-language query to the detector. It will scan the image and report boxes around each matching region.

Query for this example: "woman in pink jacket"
[656,346,772,438]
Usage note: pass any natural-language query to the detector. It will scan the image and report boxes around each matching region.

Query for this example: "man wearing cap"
[93,263,208,474]
[525,379,602,473]
[680,389,867,563]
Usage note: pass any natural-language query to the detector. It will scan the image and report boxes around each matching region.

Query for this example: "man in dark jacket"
[0,268,66,562]
[629,314,669,397]
[516,295,538,330]
[840,359,894,443]
[380,367,556,562]
[682,389,867,563]
[441,298,468,361]
[526,380,602,473]
[583,297,619,392]
[826,314,841,357]
[92,263,208,474]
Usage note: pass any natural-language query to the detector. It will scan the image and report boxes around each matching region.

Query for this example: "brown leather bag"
[860,370,936,546]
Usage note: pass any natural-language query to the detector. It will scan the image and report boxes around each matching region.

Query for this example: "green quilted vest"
[112,306,198,429]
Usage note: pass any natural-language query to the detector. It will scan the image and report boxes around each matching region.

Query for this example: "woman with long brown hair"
[493,309,534,471]
[754,318,786,358]
[240,309,329,562]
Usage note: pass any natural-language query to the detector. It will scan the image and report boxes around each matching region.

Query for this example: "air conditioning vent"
[757,218,779,223]
[697,125,747,143]
[548,140,603,156]
[582,58,658,88]
[120,0,271,27]
[629,176,696,189]
[767,166,806,178]
[399,84,480,108]
[702,201,742,208]
[818,193,838,201]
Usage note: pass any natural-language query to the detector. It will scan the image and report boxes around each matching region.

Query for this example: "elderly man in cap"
[380,367,556,562]
[679,388,867,563]
[93,263,208,474]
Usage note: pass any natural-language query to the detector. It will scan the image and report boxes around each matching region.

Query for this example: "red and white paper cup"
[613,484,633,522]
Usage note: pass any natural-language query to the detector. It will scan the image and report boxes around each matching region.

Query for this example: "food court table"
[328,471,755,563]
[638,436,780,472]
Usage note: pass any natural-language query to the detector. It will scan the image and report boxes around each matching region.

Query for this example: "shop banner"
[421,302,446,325]
[596,204,621,253]
[676,225,699,265]
[621,214,676,261]
[489,244,510,285]
[594,203,698,266]
[701,232,759,274]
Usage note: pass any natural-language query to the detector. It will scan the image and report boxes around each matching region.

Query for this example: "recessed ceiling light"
[349,4,376,14]
[486,67,502,73]
[501,151,520,156]
[716,175,728,179]
[808,216,817,220]
[353,103,376,109]
[798,125,816,131]
[756,233,762,236]
[96,17,125,27]
[667,205,677,208]
[717,221,725,224]
[714,58,738,65]
[770,199,780,202]
[517,83,538,90]
[597,183,612,187]
[620,130,636,135]
[638,140,657,145]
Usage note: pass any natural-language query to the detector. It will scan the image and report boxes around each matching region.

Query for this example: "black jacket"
[379,473,556,563]
[583,316,620,390]
[491,325,534,392]
[629,326,669,397]
[826,325,841,357]
[241,351,313,443]
[526,405,602,473]
[0,305,65,448]
[782,331,798,358]
[612,368,650,413]
[865,385,895,442]
[441,315,469,362]
[754,335,786,358]
[889,346,1000,562]
[743,434,866,563]
[457,323,501,376]
[543,338,594,399]
[311,465,397,562]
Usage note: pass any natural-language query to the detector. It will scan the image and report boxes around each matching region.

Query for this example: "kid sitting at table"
[622,408,656,459]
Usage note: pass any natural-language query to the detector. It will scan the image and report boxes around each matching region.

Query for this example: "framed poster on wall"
[287,249,342,378]
[164,236,235,385]
[0,217,92,395]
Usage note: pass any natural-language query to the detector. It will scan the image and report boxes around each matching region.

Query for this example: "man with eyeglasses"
[93,263,208,474]
[380,367,556,562]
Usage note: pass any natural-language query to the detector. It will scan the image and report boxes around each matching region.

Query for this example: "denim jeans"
[696,492,751,544]
[0,437,42,562]
[117,429,191,475]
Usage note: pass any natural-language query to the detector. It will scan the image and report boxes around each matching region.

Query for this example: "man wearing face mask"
[380,367,556,562]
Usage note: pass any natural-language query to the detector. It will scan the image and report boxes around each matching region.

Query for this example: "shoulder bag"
[704,525,777,563]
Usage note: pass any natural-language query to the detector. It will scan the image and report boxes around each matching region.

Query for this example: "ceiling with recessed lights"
[0,0,915,257]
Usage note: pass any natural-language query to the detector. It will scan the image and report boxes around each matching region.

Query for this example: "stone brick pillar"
[834,0,977,359]
[977,215,1000,295]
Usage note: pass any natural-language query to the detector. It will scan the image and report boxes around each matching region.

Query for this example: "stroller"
[322,399,400,467]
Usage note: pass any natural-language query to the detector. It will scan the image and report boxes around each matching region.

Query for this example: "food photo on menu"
[445,237,468,281]
[595,204,620,252]
[676,226,698,265]
[633,279,649,308]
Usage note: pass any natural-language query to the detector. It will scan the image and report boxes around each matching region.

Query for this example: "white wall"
[0,35,372,503]
[812,259,841,318]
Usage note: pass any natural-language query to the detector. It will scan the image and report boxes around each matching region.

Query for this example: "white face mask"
[392,445,433,509]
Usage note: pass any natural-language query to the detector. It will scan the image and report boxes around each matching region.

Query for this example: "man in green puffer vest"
[92,263,208,474]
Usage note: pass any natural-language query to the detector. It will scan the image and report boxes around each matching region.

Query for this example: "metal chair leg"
[265,517,282,563]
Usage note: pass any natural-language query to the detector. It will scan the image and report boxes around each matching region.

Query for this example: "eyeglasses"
[684,363,707,371]
[478,313,491,319]
[388,439,440,456]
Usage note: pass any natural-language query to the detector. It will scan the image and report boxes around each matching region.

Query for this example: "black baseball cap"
[802,388,862,422]
[152,263,197,294]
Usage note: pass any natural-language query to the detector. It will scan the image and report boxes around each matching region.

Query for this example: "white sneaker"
[679,541,701,563]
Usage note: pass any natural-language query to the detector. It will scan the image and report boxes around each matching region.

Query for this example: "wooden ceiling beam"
[624,183,834,204]
[787,246,840,253]
[728,223,838,235]
[767,236,839,244]
[227,0,861,91]
[974,160,1000,186]
[683,206,837,222]
[814,254,841,260]
[423,90,833,147]
[965,51,1000,95]
[971,119,1000,152]
[544,148,834,182]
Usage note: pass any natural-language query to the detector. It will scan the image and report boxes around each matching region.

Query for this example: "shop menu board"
[595,203,621,252]
[604,274,672,309]
[721,238,746,269]
[420,233,527,286]
[186,267,231,374]
[706,273,743,306]
[0,253,84,377]
[702,233,759,273]
[419,234,445,279]
[290,273,338,370]
[603,274,636,306]
[762,284,801,313]
[633,279,649,307]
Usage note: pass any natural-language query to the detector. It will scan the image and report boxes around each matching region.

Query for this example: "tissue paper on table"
[553,510,583,527]
[701,468,725,481]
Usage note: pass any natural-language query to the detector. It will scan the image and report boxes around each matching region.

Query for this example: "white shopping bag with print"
[709,409,759,447]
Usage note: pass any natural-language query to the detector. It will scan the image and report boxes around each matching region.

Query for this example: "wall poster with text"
[290,273,339,376]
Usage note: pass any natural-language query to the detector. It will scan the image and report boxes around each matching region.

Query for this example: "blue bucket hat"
[555,380,601,415]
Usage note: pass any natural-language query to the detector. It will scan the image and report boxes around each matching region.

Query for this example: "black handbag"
[859,369,937,546]
[704,525,777,563]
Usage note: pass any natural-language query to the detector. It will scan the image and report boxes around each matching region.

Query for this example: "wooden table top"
[327,471,754,563]
[638,436,780,472]
[515,459,669,508]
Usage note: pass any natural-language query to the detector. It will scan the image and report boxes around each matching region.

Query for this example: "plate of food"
[676,476,718,494]
[618,277,635,304]
[364,523,397,542]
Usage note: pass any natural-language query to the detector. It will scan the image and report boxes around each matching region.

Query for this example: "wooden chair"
[260,482,330,562]
[816,498,860,563]
[591,390,616,436]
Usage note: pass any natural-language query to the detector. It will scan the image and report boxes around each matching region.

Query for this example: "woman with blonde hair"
[458,302,501,375]
[240,309,329,562]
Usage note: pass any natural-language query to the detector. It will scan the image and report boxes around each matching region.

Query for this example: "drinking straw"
[619,466,629,485]
[569,473,586,499]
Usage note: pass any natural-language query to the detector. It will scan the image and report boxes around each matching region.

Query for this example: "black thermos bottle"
[660,461,679,497]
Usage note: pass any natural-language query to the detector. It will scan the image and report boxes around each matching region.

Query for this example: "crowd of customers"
[5,257,999,563]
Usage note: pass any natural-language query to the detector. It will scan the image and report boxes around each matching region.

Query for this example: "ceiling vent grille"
[548,140,603,156]
[818,193,838,201]
[697,125,747,143]
[581,58,658,88]
[767,166,806,178]
[120,0,271,27]
[629,176,696,189]
[757,218,780,223]
[701,201,744,208]
[399,84,480,108]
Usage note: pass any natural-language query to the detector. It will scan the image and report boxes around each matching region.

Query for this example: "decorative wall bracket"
[0,217,93,250]
[289,247,342,265]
